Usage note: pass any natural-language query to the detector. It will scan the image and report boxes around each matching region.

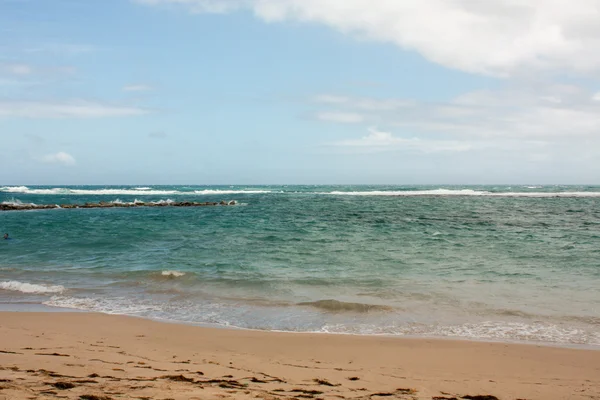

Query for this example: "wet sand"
[0,312,598,400]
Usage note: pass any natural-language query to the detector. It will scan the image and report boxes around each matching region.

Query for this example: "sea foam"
[0,280,65,294]
[1,198,36,206]
[161,270,186,277]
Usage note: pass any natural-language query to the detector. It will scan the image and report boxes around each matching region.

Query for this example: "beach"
[0,312,598,400]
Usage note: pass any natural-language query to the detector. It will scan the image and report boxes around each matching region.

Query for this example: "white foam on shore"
[39,292,600,347]
[0,281,65,294]
[44,296,162,314]
[161,270,186,277]
[424,321,600,346]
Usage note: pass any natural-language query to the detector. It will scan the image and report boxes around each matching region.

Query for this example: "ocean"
[1,185,599,347]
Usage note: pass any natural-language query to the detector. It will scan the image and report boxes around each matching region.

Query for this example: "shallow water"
[1,184,599,346]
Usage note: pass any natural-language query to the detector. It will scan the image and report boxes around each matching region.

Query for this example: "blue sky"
[2,0,600,184]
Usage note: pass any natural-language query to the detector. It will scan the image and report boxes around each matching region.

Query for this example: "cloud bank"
[314,84,600,140]
[135,0,600,77]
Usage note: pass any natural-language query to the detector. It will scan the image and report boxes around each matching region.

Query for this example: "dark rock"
[52,381,76,389]
[1,200,237,212]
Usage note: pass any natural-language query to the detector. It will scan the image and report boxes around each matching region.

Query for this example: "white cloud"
[313,94,350,104]
[0,100,148,119]
[135,0,600,76]
[148,131,167,139]
[315,94,413,111]
[41,152,76,166]
[314,84,600,139]
[333,127,473,153]
[316,111,365,124]
[0,64,76,93]
[0,63,33,75]
[23,43,95,55]
[123,84,153,92]
[135,0,245,13]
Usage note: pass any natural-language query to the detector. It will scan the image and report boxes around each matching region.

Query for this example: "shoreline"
[1,312,599,399]
[1,304,598,352]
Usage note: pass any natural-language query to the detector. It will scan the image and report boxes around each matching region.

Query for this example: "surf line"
[1,200,237,211]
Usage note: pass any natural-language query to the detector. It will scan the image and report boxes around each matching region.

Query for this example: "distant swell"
[298,299,393,313]
[0,281,65,294]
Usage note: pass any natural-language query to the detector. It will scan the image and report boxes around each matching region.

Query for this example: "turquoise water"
[1,185,599,347]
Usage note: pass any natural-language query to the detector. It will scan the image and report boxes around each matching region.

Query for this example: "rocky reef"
[0,200,237,211]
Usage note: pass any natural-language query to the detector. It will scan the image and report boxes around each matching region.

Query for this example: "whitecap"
[1,198,36,206]
[151,199,175,205]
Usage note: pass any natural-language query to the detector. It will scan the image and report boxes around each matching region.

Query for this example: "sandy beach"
[0,313,598,400]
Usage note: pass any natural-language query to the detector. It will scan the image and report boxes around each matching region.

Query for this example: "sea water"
[1,185,599,347]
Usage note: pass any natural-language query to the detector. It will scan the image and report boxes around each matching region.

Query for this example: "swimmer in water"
[3,233,8,240]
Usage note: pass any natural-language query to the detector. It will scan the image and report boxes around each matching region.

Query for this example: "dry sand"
[0,312,598,400]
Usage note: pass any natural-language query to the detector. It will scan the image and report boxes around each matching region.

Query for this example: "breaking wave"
[0,280,65,294]
[0,186,272,196]
[3,186,600,198]
[110,198,175,205]
[161,270,186,278]
[1,198,36,206]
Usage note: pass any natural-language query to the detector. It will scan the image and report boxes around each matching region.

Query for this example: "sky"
[1,0,600,185]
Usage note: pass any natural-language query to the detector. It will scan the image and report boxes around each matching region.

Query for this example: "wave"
[0,280,65,294]
[298,299,393,313]
[3,186,600,198]
[44,296,162,314]
[41,294,600,346]
[110,198,176,205]
[0,186,272,196]
[423,321,600,345]
[318,189,600,198]
[161,270,186,278]
[1,198,36,206]
[1,186,182,196]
